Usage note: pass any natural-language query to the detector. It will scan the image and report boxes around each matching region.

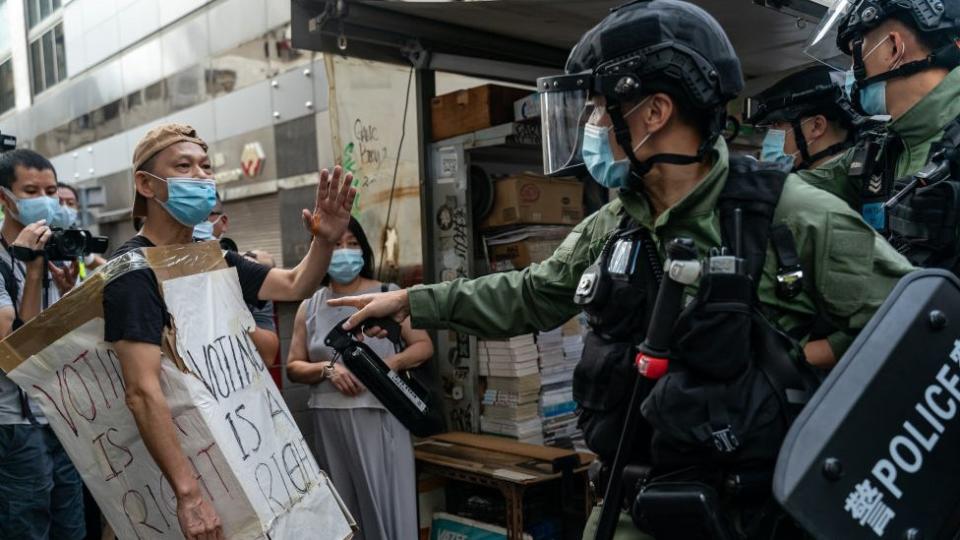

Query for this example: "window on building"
[0,60,13,114]
[30,23,66,94]
[0,2,10,54]
[26,0,61,29]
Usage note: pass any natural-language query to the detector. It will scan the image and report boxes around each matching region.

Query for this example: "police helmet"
[805,0,960,70]
[745,66,853,128]
[538,0,744,180]
[745,65,858,170]
[837,0,960,55]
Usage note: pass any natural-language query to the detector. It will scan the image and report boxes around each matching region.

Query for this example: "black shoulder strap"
[929,111,960,167]
[718,155,789,288]
[0,254,22,330]
[722,157,821,408]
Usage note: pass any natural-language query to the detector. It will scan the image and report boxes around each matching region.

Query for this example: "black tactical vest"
[887,113,960,270]
[573,156,821,469]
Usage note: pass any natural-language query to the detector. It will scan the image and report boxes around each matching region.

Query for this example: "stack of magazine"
[479,334,543,444]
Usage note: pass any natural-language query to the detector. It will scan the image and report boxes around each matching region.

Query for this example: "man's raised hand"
[304,166,357,244]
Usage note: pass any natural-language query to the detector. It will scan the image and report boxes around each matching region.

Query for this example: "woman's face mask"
[328,248,364,284]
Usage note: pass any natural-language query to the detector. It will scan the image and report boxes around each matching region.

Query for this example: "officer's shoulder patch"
[820,211,876,317]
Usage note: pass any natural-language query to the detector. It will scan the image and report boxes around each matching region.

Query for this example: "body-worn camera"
[45,229,109,261]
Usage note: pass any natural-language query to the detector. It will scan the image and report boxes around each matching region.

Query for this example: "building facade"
[0,0,335,263]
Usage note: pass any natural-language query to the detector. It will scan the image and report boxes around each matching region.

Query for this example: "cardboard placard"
[0,242,355,540]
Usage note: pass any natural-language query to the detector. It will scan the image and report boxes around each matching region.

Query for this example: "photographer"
[104,123,354,540]
[0,149,84,539]
[56,182,106,277]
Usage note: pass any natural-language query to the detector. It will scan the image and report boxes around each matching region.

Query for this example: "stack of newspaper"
[479,334,544,444]
[539,317,588,447]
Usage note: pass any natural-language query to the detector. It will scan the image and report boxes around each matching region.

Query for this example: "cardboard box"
[480,174,584,230]
[489,237,566,271]
[513,92,540,122]
[0,243,355,540]
[431,84,532,141]
[430,512,533,540]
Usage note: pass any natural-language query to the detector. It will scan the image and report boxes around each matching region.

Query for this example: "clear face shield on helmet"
[537,73,593,177]
[803,0,857,69]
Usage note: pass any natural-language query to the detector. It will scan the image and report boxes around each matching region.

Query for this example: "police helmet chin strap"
[852,38,960,105]
[789,117,852,171]
[791,117,815,170]
[794,142,852,171]
[605,98,703,192]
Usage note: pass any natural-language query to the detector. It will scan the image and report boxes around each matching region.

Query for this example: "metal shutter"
[222,193,283,263]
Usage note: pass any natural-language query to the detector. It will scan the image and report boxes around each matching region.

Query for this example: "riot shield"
[774,269,960,539]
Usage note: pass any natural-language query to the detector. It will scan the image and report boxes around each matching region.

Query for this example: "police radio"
[325,317,444,437]
[705,208,746,277]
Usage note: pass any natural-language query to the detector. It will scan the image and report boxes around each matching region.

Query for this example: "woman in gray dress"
[287,217,432,540]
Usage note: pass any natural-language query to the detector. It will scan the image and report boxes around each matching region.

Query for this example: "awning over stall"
[292,0,834,82]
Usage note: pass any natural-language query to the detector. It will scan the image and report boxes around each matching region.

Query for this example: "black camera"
[44,228,109,261]
[0,131,15,153]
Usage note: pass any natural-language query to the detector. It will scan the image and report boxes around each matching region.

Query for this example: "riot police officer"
[799,0,960,248]
[331,1,913,537]
[745,65,858,171]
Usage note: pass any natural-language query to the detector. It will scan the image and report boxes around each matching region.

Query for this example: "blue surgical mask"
[582,124,631,188]
[581,99,650,189]
[328,248,364,284]
[145,173,217,227]
[193,219,215,240]
[760,129,797,169]
[859,80,888,116]
[51,205,78,228]
[844,35,894,117]
[2,188,60,226]
[845,68,888,116]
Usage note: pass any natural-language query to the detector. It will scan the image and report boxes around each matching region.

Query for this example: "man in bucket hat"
[104,123,355,539]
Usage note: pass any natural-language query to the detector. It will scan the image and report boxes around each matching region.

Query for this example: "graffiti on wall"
[326,55,422,284]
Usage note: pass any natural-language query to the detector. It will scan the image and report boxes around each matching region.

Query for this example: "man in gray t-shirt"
[0,150,84,540]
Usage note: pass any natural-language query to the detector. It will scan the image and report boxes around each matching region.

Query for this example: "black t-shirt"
[103,236,270,345]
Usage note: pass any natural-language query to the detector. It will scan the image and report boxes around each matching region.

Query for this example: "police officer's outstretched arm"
[331,210,609,338]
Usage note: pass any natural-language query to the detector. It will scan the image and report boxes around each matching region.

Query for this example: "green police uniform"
[798,67,960,210]
[410,139,913,359]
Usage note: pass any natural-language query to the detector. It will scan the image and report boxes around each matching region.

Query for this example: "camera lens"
[60,234,82,256]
